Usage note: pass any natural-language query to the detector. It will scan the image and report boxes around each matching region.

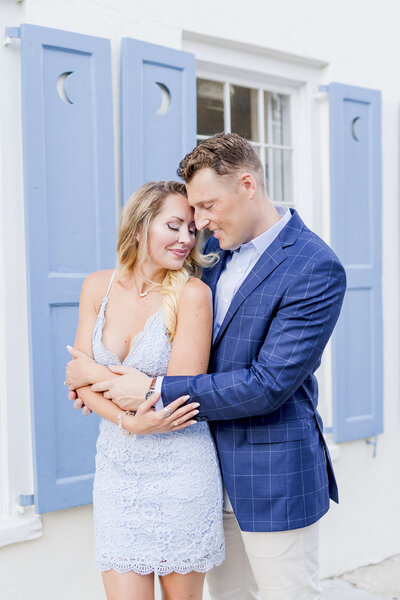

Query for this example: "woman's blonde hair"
[117,181,218,341]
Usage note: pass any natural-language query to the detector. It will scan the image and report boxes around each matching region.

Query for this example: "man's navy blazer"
[162,210,346,532]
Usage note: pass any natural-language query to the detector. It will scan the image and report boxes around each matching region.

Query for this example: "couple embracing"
[66,132,346,600]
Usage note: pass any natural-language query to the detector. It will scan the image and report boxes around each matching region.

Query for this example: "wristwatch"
[145,377,157,401]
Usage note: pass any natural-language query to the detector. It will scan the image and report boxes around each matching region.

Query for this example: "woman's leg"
[159,571,206,600]
[102,570,155,600]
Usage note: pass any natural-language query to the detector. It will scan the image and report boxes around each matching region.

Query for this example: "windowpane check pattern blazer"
[162,210,347,532]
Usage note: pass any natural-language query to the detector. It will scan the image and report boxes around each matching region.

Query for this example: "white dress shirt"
[213,206,291,343]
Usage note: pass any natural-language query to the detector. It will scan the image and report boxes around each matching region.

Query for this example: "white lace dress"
[92,274,225,575]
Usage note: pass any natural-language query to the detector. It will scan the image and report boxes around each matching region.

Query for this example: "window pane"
[264,92,291,146]
[264,150,270,197]
[230,85,258,142]
[265,148,293,204]
[197,78,224,136]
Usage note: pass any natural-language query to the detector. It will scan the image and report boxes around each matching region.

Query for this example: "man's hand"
[68,389,92,416]
[91,365,151,412]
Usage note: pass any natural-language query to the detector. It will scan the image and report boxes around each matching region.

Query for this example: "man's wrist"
[154,376,164,410]
[145,377,157,400]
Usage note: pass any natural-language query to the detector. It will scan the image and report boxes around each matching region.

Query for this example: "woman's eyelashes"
[167,223,196,236]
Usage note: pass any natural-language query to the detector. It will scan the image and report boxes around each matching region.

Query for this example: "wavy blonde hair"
[117,181,218,341]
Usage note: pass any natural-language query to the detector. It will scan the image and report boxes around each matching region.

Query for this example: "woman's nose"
[178,228,191,244]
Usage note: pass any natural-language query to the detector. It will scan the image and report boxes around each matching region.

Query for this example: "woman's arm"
[167,278,213,376]
[87,278,214,411]
[70,271,199,432]
[71,271,123,420]
[77,384,199,434]
[67,271,120,389]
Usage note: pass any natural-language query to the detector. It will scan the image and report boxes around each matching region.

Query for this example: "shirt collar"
[234,206,291,256]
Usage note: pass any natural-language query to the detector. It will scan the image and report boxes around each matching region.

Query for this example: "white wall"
[0,0,399,597]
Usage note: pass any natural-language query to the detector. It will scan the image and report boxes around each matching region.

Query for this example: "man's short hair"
[177,132,264,185]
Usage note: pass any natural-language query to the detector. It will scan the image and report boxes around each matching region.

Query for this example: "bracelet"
[118,410,134,437]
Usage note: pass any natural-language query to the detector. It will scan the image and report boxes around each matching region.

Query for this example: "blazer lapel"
[212,210,304,349]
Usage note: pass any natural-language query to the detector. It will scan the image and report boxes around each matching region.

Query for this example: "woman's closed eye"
[167,223,196,236]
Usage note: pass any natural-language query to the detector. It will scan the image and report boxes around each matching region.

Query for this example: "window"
[197,77,293,206]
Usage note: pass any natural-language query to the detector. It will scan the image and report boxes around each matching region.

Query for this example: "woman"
[65,181,224,600]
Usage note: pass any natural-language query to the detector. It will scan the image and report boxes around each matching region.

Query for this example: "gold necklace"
[133,274,161,298]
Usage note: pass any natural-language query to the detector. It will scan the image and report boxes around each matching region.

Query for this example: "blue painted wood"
[19,494,35,507]
[19,24,116,513]
[328,83,383,443]
[121,38,196,202]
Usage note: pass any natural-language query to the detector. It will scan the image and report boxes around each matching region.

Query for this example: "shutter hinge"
[366,434,378,458]
[4,27,21,47]
[19,494,35,507]
[314,85,329,101]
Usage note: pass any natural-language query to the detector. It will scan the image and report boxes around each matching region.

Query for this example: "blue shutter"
[325,83,383,443]
[18,24,116,512]
[121,38,196,202]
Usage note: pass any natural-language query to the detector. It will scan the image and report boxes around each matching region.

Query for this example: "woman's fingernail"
[193,410,199,415]
[193,402,200,408]
[66,345,72,350]
[183,395,190,400]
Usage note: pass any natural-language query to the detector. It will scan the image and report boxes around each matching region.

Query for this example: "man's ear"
[238,172,256,200]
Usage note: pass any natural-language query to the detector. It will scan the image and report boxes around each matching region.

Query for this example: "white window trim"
[183,31,337,446]
[0,35,43,546]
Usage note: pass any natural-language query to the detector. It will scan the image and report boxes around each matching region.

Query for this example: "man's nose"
[195,215,211,231]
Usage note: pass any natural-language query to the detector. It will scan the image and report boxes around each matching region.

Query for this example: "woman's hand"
[66,346,101,389]
[68,389,93,416]
[123,392,200,435]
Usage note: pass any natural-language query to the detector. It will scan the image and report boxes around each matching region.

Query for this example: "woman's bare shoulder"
[179,277,212,307]
[81,269,115,302]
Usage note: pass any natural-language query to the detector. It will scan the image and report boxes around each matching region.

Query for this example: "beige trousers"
[206,510,322,600]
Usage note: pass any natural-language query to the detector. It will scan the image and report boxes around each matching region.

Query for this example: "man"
[73,133,346,598]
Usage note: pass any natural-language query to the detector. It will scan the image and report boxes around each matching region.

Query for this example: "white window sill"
[0,513,42,548]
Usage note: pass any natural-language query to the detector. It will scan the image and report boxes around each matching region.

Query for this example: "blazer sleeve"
[161,256,346,421]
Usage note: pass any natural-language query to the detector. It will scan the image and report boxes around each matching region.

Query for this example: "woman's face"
[146,193,197,272]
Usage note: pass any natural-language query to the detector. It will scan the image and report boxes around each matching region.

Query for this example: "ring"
[164,407,173,418]
[173,421,179,427]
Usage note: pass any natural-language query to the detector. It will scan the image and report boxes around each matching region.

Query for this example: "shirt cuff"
[154,376,164,410]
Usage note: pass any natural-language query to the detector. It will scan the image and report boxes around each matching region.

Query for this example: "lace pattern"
[92,292,225,575]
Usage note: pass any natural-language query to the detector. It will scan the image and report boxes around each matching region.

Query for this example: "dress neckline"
[98,295,163,365]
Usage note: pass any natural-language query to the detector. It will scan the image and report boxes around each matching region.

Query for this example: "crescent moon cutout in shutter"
[57,72,74,104]
[155,82,171,115]
[351,116,360,141]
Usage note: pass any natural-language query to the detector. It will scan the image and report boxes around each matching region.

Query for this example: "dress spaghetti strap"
[105,269,117,300]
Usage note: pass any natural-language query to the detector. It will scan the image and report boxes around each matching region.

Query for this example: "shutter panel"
[326,82,383,443]
[121,38,196,202]
[19,24,116,512]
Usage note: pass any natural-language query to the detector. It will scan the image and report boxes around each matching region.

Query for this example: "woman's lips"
[168,249,188,258]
